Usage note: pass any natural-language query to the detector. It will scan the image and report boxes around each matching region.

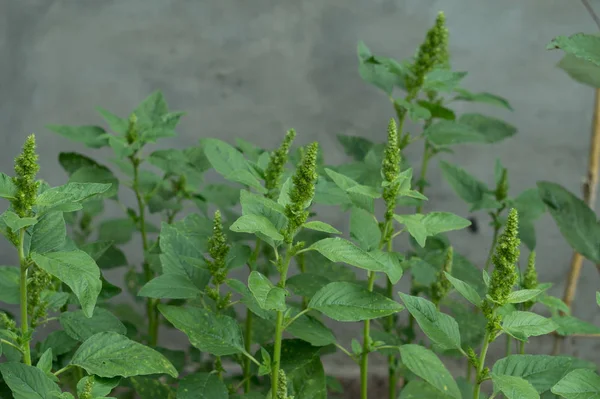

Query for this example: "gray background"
[1,0,599,378]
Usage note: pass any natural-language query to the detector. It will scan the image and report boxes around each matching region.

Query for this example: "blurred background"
[0,0,598,379]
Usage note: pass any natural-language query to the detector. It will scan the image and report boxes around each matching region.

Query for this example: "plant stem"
[505,335,512,356]
[53,365,73,376]
[18,229,31,365]
[519,340,525,355]
[382,236,397,399]
[270,244,294,399]
[243,238,262,393]
[416,142,431,213]
[473,331,491,399]
[360,271,377,399]
[0,339,23,353]
[484,226,499,272]
[131,156,158,346]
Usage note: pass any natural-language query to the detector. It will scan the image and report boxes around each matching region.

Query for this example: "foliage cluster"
[1,12,600,399]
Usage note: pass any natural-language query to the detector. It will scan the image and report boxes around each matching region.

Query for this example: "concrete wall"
[1,0,598,377]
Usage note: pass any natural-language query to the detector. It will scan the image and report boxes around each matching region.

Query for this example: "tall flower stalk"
[270,142,318,399]
[473,208,520,399]
[12,135,41,365]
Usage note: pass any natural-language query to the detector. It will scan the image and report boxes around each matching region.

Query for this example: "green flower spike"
[522,251,538,310]
[207,210,231,308]
[12,135,40,218]
[125,113,139,144]
[382,119,401,221]
[431,246,453,306]
[284,142,319,243]
[406,11,450,96]
[265,129,297,199]
[277,369,293,399]
[487,208,520,306]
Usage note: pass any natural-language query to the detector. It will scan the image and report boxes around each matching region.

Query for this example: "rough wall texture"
[1,0,598,377]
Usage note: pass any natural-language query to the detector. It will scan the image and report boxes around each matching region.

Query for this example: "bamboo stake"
[553,87,600,354]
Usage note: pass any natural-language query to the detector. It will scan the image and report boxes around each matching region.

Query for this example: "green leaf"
[98,218,137,245]
[424,120,486,146]
[394,98,432,122]
[285,310,336,346]
[444,272,482,307]
[309,282,403,321]
[1,211,37,231]
[286,273,331,299]
[138,274,201,299]
[134,91,184,142]
[77,376,121,398]
[492,373,540,399]
[158,305,244,356]
[423,69,467,92]
[35,349,52,374]
[400,380,454,398]
[458,113,517,143]
[336,135,375,161]
[357,41,401,95]
[131,376,175,399]
[29,212,66,255]
[71,331,177,378]
[0,362,61,399]
[399,344,461,399]
[325,168,377,212]
[97,107,128,134]
[308,237,403,283]
[248,271,287,311]
[507,289,546,304]
[399,293,463,352]
[68,166,119,199]
[439,161,491,207]
[537,181,600,263]
[36,183,111,215]
[202,138,261,186]
[0,266,20,304]
[31,250,101,317]
[350,207,381,251]
[159,218,212,288]
[548,33,600,66]
[46,125,109,148]
[176,372,228,399]
[501,311,558,341]
[240,190,287,230]
[551,369,600,398]
[302,221,341,235]
[453,88,513,110]
[553,315,600,336]
[37,331,78,359]
[558,53,600,88]
[288,358,327,399]
[0,172,17,200]
[59,308,126,342]
[393,212,471,247]
[230,214,283,242]
[493,354,597,394]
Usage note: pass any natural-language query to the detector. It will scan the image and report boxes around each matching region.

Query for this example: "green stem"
[244,238,262,393]
[270,244,294,399]
[505,334,512,356]
[416,141,432,214]
[0,339,23,353]
[466,361,472,383]
[360,272,377,399]
[131,155,158,346]
[473,331,491,399]
[18,229,31,365]
[519,340,525,355]
[54,364,73,376]
[297,252,308,309]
